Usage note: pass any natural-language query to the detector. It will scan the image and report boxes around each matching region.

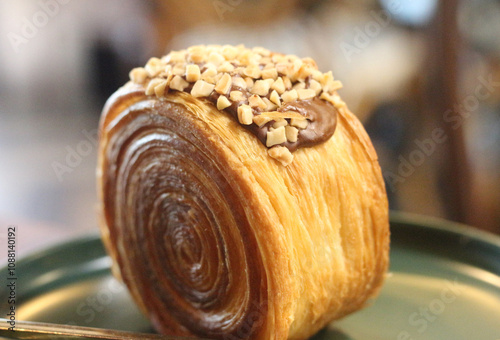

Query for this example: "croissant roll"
[97,45,389,340]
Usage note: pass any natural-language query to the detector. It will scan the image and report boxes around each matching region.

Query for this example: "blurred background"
[0,0,499,258]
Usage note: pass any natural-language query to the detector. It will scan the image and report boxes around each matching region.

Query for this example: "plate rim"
[389,210,500,248]
[3,211,500,272]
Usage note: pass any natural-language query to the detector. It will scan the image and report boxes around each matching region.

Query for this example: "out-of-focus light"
[379,0,438,27]
[459,0,500,54]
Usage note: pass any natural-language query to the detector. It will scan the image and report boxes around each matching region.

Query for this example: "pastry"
[97,45,389,339]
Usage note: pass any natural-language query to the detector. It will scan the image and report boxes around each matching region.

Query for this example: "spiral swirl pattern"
[99,91,267,339]
[98,84,390,340]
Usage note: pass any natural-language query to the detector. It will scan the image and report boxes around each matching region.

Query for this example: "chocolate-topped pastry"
[128,45,344,165]
[98,45,389,340]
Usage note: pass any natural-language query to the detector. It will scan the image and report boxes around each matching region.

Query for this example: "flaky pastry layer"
[98,60,389,340]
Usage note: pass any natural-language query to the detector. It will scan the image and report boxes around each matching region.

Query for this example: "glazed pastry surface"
[97,45,389,340]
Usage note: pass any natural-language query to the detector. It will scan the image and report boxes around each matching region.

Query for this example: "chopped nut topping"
[269,90,281,107]
[245,77,255,90]
[187,46,205,63]
[309,79,322,95]
[191,80,215,97]
[249,94,267,110]
[264,78,274,87]
[320,71,333,86]
[217,95,232,110]
[266,126,286,147]
[185,64,201,82]
[271,54,284,64]
[173,64,186,76]
[290,117,309,129]
[145,78,164,96]
[302,57,317,68]
[271,77,286,94]
[268,146,293,166]
[232,76,247,90]
[237,105,253,125]
[222,45,238,60]
[234,67,245,76]
[208,52,225,66]
[321,92,345,108]
[240,50,260,65]
[293,82,306,91]
[230,91,245,102]
[218,61,235,73]
[263,97,278,111]
[290,59,303,81]
[253,46,271,56]
[285,125,299,142]
[297,88,316,100]
[311,70,323,82]
[154,78,169,98]
[251,80,270,96]
[215,73,232,95]
[169,75,189,92]
[297,64,313,80]
[253,115,272,127]
[214,72,223,83]
[167,50,187,63]
[273,119,288,129]
[325,80,343,93]
[145,57,163,77]
[263,62,273,69]
[129,67,148,84]
[261,68,278,80]
[276,63,288,75]
[201,64,217,83]
[131,44,344,166]
[281,89,298,103]
[164,64,172,75]
[244,65,261,79]
[283,77,292,90]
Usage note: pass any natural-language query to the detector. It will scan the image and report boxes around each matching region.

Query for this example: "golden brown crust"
[127,45,345,166]
[97,54,389,340]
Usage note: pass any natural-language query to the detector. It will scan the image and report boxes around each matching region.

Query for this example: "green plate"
[1,212,499,339]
